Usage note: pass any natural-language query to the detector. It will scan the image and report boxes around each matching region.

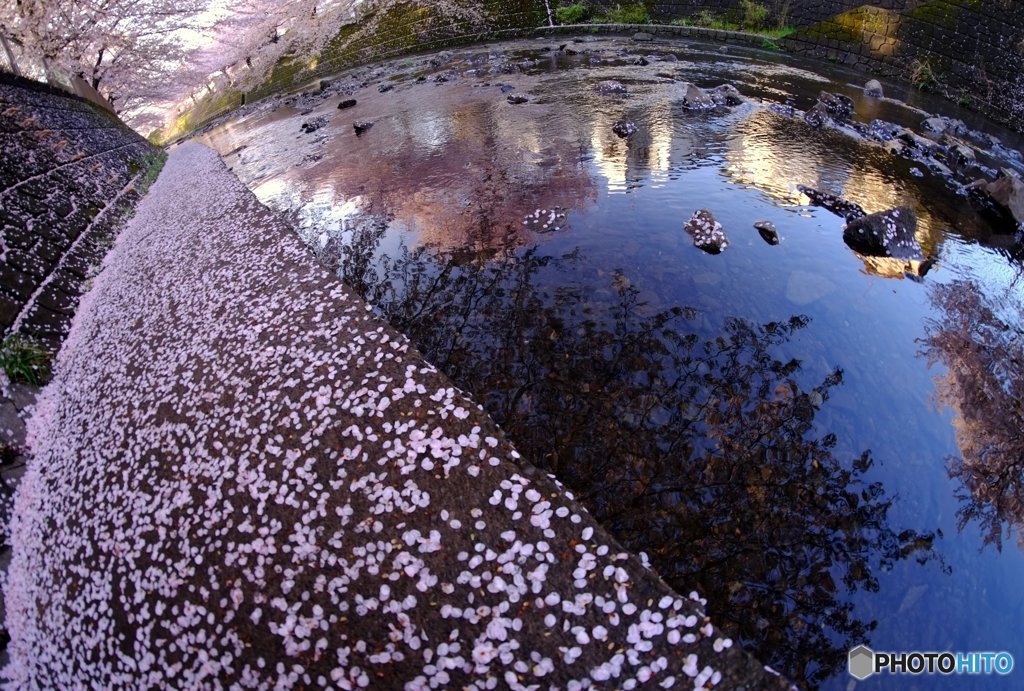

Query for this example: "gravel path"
[3,141,788,689]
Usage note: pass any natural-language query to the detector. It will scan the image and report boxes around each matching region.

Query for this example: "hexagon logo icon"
[849,645,875,680]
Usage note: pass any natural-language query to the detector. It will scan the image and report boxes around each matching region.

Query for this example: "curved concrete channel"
[3,141,790,688]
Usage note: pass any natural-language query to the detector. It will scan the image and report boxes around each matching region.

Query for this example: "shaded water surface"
[202,37,1024,688]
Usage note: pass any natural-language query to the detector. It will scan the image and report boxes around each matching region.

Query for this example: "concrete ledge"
[3,142,789,688]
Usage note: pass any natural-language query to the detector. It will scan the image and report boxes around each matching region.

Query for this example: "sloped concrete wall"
[0,74,155,348]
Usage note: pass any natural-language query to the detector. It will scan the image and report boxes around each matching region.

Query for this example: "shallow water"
[201,36,1024,688]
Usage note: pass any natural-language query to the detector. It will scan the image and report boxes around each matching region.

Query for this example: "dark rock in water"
[709,84,745,106]
[415,75,427,82]
[353,121,374,136]
[519,59,539,70]
[803,102,830,128]
[428,51,453,68]
[968,169,1024,229]
[866,119,901,143]
[818,91,854,121]
[895,127,938,154]
[595,80,628,96]
[843,207,924,259]
[300,116,328,134]
[797,185,866,221]
[864,79,883,98]
[612,120,638,138]
[940,137,977,171]
[681,83,716,110]
[633,56,650,66]
[507,94,529,105]
[434,74,451,83]
[660,53,679,63]
[499,83,516,93]
[563,46,579,55]
[920,115,967,137]
[337,99,357,110]
[925,158,953,177]
[754,221,780,245]
[633,32,654,42]
[685,209,729,254]
[378,83,394,93]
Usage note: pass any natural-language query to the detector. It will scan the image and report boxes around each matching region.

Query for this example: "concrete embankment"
[3,141,788,688]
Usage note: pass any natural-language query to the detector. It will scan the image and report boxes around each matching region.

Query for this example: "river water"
[201,36,1024,688]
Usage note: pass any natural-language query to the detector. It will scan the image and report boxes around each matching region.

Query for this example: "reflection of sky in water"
[201,37,1024,689]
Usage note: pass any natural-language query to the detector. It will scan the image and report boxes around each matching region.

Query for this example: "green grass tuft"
[595,4,650,24]
[0,334,51,385]
[911,57,937,90]
[555,2,591,24]
[138,150,168,192]
[740,0,769,30]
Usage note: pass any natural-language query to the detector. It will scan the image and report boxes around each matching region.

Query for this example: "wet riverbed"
[200,36,1024,688]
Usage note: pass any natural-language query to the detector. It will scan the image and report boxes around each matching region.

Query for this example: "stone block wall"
[587,1,1024,130]
[780,1,1024,132]
[0,73,155,349]
[588,0,918,27]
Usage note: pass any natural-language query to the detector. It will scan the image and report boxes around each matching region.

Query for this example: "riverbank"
[2,141,787,688]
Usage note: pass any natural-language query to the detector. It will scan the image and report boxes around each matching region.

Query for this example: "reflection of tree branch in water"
[922,279,1024,552]
[329,215,944,686]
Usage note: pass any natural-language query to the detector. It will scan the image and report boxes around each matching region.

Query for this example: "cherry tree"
[1,0,216,109]
[2,0,493,128]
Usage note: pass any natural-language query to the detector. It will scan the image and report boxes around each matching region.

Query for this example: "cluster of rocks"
[682,211,782,254]
[680,82,746,110]
[299,115,329,133]
[595,78,746,113]
[798,185,924,260]
[803,91,855,128]
[968,170,1024,230]
[783,85,1023,237]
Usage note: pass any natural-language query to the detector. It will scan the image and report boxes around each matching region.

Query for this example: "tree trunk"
[0,35,22,77]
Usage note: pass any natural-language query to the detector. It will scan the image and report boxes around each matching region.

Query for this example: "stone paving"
[0,73,154,349]
[2,141,790,688]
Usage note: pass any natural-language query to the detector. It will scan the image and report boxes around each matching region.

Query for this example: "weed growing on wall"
[911,57,937,90]
[554,2,591,24]
[596,3,649,24]
[671,8,793,39]
[740,0,769,30]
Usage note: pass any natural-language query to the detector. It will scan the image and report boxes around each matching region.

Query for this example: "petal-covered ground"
[3,142,787,689]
